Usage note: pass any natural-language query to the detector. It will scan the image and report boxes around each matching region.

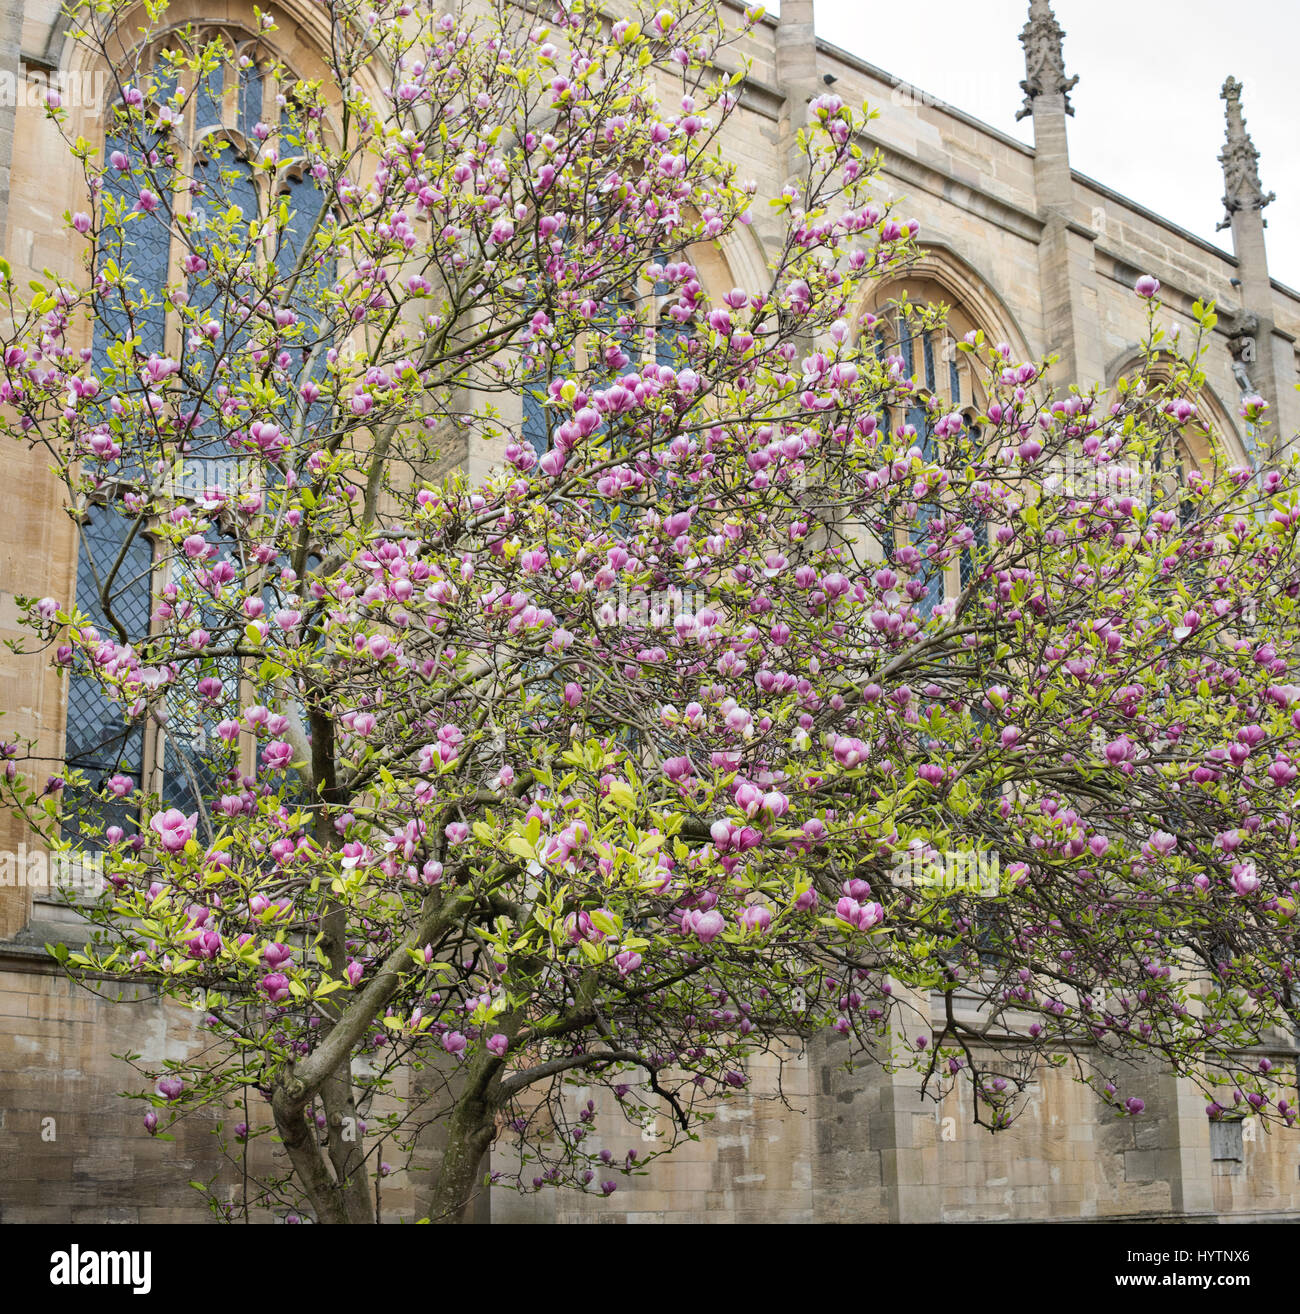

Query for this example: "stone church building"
[0,0,1297,1222]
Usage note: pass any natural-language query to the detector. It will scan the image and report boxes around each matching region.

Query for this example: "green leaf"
[507,835,536,861]
[590,909,621,937]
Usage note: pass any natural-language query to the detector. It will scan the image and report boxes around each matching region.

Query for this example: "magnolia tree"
[1,0,1299,1225]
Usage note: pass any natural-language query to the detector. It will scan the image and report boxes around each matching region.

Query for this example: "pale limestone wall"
[5,936,1297,1224]
[0,946,421,1223]
[0,0,1297,1222]
[490,1033,1300,1224]
[491,1043,818,1224]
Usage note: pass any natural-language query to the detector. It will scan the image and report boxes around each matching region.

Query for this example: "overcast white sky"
[774,0,1300,290]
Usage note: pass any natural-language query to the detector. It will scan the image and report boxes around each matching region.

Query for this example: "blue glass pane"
[960,516,988,592]
[238,67,264,137]
[161,527,243,820]
[522,371,550,456]
[194,148,258,230]
[150,62,178,104]
[922,330,936,392]
[275,173,335,452]
[95,129,171,378]
[908,404,942,617]
[911,404,936,462]
[187,152,258,469]
[195,63,224,133]
[276,174,333,323]
[1178,453,1194,526]
[62,503,152,845]
[872,330,892,443]
[655,318,687,370]
[160,707,229,819]
[949,353,960,403]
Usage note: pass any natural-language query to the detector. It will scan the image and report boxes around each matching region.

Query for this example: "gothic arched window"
[64,26,332,847]
[868,284,986,619]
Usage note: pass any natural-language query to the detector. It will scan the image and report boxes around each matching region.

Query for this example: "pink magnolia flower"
[185,929,222,960]
[1230,863,1260,896]
[832,735,868,768]
[739,904,772,933]
[691,909,726,944]
[1146,831,1177,856]
[835,898,884,932]
[263,942,294,970]
[565,911,596,944]
[261,739,293,771]
[150,808,196,852]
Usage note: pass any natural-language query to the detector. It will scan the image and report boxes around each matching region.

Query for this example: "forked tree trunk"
[427,1098,496,1224]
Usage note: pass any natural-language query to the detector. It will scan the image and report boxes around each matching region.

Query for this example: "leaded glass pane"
[62,503,153,847]
[195,62,224,133]
[960,516,988,592]
[95,130,172,376]
[908,404,943,618]
[899,317,914,377]
[237,64,264,136]
[522,369,551,456]
[161,530,240,822]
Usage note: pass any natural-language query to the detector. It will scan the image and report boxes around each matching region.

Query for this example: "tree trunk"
[321,1066,378,1224]
[272,1061,375,1224]
[272,1080,351,1224]
[427,1099,495,1224]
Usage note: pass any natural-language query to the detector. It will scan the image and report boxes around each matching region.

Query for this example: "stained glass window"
[66,31,324,838]
[873,310,974,614]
